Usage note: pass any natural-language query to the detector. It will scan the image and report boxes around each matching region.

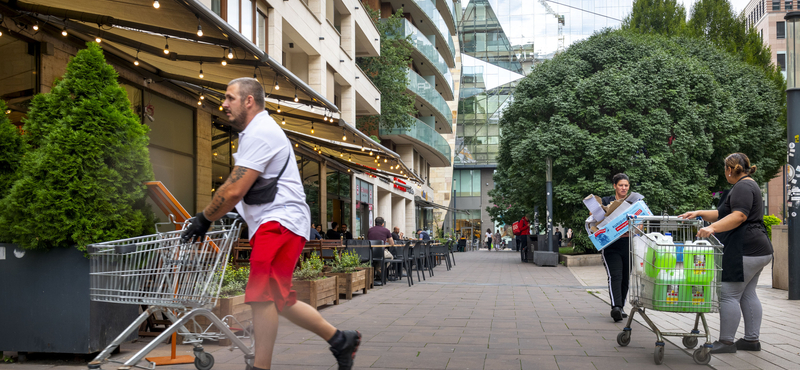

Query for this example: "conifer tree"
[0,42,155,251]
[0,100,26,203]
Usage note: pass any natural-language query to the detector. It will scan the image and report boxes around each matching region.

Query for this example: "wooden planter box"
[294,276,339,308]
[356,267,374,289]
[325,269,367,300]
[195,294,251,346]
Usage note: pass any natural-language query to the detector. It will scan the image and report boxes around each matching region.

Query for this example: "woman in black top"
[601,173,632,322]
[679,153,773,354]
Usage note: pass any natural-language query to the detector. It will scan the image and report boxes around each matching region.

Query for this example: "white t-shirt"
[233,111,310,240]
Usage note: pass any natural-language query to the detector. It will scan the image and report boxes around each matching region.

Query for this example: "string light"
[310,122,314,134]
[198,61,204,78]
[33,22,39,31]
[384,158,387,163]
[227,48,234,59]
[340,152,344,157]
[163,37,169,54]
[95,36,101,43]
[294,88,299,102]
[253,67,258,80]
[361,139,365,151]
[61,25,68,36]
[134,49,140,66]
[153,0,160,9]
[376,155,380,160]
[196,18,203,37]
[342,128,346,141]
[347,168,351,172]
[349,154,352,162]
[281,117,286,125]
[277,104,281,113]
[369,150,373,156]
[219,105,224,111]
[295,143,299,147]
[274,77,280,90]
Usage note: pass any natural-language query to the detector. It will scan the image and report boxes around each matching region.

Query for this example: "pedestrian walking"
[181,78,360,370]
[601,173,631,322]
[566,228,573,247]
[679,153,773,354]
[516,215,530,262]
[493,229,501,250]
[485,228,493,250]
[554,228,563,249]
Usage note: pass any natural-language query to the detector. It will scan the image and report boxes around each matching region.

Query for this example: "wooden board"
[294,276,339,308]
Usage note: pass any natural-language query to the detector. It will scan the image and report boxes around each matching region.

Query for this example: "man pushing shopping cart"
[180,77,360,370]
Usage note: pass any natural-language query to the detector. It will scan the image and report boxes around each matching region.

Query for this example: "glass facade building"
[451,0,632,238]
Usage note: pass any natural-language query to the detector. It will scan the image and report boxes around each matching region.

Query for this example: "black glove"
[181,211,212,244]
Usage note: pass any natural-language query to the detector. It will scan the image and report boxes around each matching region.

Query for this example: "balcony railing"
[407,68,453,126]
[412,0,455,58]
[380,117,451,166]
[389,19,454,94]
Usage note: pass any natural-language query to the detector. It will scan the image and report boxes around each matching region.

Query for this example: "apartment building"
[744,0,789,221]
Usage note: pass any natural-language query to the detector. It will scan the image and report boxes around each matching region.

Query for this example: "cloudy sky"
[677,0,751,15]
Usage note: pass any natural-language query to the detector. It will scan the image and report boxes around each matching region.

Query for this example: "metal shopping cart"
[616,215,723,365]
[86,213,254,370]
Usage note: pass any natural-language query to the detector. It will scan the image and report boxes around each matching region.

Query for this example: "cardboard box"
[584,196,652,251]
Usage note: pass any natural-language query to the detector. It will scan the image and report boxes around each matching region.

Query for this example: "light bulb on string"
[277,104,281,113]
[281,117,286,125]
[295,143,299,147]
[369,150,373,156]
[163,37,169,54]
[274,78,280,90]
[95,36,101,43]
[198,62,204,78]
[349,154,352,162]
[219,105,224,111]
[384,158,387,163]
[134,49,140,66]
[196,18,203,37]
[153,0,160,9]
[33,22,39,31]
[310,122,314,134]
[294,88,299,102]
[227,48,234,59]
[342,128,346,141]
[61,26,68,36]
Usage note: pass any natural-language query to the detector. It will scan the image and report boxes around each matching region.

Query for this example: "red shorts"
[244,221,306,312]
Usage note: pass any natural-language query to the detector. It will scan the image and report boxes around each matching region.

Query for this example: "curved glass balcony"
[412,0,456,58]
[407,69,452,127]
[389,19,454,94]
[380,117,451,166]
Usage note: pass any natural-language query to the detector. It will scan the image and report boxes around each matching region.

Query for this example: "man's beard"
[228,109,248,131]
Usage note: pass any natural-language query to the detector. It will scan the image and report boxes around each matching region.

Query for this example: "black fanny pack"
[242,155,290,205]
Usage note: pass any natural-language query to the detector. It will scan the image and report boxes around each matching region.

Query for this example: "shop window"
[298,155,321,226]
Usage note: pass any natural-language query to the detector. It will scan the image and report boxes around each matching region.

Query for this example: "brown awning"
[0,0,338,111]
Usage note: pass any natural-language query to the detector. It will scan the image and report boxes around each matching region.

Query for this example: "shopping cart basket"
[86,213,253,370]
[616,215,723,365]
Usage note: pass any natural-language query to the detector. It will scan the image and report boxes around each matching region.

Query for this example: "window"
[453,169,481,197]
[774,0,781,10]
[241,0,253,42]
[778,52,786,71]
[787,1,793,10]
[227,0,239,30]
[256,10,267,52]
[778,21,786,39]
[297,154,321,225]
[211,0,221,16]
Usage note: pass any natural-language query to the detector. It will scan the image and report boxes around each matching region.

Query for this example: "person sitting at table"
[310,222,322,240]
[368,217,395,282]
[326,222,340,239]
[316,224,323,236]
[340,223,353,240]
[392,226,403,241]
[417,229,431,241]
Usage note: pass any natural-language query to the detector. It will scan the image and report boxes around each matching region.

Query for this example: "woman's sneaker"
[329,330,361,370]
[735,338,761,351]
[710,340,737,354]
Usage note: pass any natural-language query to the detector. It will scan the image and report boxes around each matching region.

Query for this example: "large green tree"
[0,42,155,251]
[356,7,416,133]
[622,0,687,36]
[492,30,784,252]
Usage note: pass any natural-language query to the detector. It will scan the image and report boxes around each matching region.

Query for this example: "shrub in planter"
[324,251,367,299]
[0,42,155,251]
[0,100,26,204]
[294,253,338,308]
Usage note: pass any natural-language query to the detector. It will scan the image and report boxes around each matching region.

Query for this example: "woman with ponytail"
[679,153,773,354]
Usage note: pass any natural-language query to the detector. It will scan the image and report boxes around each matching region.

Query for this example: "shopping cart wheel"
[692,347,711,365]
[194,351,215,370]
[682,336,698,349]
[653,343,665,365]
[616,331,631,346]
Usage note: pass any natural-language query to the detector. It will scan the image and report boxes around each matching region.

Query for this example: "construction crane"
[537,0,565,54]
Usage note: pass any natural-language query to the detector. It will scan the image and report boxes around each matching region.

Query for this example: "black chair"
[385,242,413,287]
[424,241,435,277]
[448,240,456,266]
[410,241,426,281]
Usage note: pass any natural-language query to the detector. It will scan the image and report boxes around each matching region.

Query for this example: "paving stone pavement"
[3,250,711,370]
[570,260,800,370]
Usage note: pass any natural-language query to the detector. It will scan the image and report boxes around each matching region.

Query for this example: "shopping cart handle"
[115,244,138,254]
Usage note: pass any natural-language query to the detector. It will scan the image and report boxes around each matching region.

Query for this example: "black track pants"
[601,237,629,308]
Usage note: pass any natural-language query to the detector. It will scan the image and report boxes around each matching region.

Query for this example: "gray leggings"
[719,254,773,342]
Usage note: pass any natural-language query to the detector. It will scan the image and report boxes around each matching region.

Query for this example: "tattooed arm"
[202,166,261,221]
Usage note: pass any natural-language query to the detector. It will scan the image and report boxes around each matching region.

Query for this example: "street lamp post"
[534,157,558,266]
[785,12,800,300]
[453,179,457,239]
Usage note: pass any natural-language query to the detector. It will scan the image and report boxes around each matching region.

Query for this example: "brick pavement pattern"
[2,251,711,370]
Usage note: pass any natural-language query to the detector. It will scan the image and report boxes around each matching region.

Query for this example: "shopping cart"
[86,213,254,370]
[616,215,723,365]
